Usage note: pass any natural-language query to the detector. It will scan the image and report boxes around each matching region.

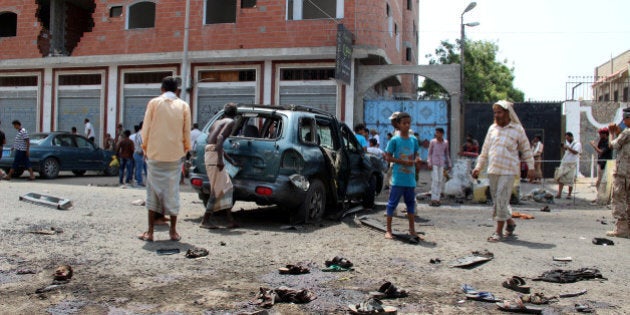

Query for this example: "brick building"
[0,0,419,145]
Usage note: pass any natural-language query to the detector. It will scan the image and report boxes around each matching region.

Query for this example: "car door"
[339,124,370,197]
[50,134,82,170]
[73,135,101,170]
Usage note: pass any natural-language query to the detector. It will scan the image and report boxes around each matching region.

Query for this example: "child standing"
[427,127,451,207]
[384,112,423,240]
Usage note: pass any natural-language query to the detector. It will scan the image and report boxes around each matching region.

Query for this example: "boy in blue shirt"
[384,112,423,240]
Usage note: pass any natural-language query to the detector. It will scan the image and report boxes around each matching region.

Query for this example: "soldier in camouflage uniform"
[607,108,630,238]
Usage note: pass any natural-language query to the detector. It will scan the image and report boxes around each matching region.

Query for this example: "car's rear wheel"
[72,170,86,176]
[295,178,326,224]
[40,158,60,179]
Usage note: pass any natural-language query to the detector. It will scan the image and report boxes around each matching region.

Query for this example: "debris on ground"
[53,265,73,281]
[185,247,209,258]
[532,268,605,283]
[449,250,494,268]
[131,199,145,206]
[28,226,63,235]
[253,286,317,308]
[19,192,73,210]
[523,188,555,204]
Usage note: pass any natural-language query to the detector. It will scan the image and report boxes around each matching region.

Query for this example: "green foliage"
[418,39,524,102]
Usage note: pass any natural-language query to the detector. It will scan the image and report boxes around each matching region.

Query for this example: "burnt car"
[0,132,119,179]
[189,104,385,223]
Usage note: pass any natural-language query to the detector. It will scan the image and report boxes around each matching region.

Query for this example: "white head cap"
[493,100,521,125]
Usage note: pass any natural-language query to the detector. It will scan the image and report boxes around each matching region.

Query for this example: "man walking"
[427,127,451,207]
[200,103,239,229]
[472,101,534,242]
[138,76,191,242]
[5,120,36,180]
[133,122,146,186]
[555,132,582,199]
[84,118,95,142]
[606,108,630,238]
[0,120,6,179]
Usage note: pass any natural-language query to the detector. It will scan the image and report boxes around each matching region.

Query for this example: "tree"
[418,39,524,102]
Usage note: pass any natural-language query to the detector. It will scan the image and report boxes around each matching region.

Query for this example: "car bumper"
[189,172,308,208]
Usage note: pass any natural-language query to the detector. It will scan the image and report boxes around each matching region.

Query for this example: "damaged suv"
[189,104,384,223]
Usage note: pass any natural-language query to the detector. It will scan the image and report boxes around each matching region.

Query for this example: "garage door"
[0,89,38,146]
[196,85,255,128]
[123,87,158,132]
[57,89,101,141]
[279,84,337,116]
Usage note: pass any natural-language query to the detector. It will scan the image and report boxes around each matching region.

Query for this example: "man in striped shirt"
[472,101,534,242]
[6,120,36,180]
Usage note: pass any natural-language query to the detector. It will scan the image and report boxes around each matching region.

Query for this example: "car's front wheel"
[295,178,326,224]
[40,158,60,179]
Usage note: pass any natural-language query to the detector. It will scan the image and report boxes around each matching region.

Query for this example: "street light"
[460,2,478,141]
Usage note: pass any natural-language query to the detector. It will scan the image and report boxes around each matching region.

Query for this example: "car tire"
[40,158,60,179]
[104,164,119,176]
[362,173,378,209]
[295,178,326,224]
[72,170,86,176]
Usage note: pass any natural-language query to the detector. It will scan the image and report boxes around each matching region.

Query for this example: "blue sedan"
[0,132,119,179]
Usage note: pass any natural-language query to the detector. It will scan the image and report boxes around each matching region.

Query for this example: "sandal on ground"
[137,232,153,242]
[325,256,353,269]
[505,224,517,237]
[278,264,310,275]
[502,276,531,294]
[487,232,503,243]
[369,281,408,299]
[348,298,397,314]
[496,300,543,314]
[519,292,558,305]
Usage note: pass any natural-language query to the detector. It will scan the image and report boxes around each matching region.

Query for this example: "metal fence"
[565,76,630,101]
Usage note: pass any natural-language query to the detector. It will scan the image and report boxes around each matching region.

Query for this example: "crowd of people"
[2,82,628,242]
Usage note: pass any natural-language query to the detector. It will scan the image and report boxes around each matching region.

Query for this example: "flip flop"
[592,237,614,245]
[137,232,153,242]
[325,256,353,269]
[466,292,501,303]
[278,264,310,275]
[496,300,543,314]
[505,224,517,237]
[170,234,182,242]
[369,281,408,299]
[321,264,353,272]
[348,298,397,314]
[502,276,531,294]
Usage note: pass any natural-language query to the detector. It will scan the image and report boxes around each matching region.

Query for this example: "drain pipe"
[180,0,191,103]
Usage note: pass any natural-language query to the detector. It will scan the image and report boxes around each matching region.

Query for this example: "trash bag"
[443,159,474,198]
[109,155,119,167]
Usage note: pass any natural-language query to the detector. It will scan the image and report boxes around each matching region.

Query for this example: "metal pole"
[181,0,191,103]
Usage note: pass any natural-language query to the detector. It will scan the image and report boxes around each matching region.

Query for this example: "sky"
[418,0,630,101]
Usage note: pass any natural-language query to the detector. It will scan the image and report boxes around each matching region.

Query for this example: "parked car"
[189,104,385,223]
[0,132,119,179]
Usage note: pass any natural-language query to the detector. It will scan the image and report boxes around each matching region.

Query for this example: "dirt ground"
[0,170,628,314]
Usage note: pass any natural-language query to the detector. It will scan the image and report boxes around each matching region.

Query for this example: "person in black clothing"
[590,127,613,191]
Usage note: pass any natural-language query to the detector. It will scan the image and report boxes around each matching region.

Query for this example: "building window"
[128,2,155,29]
[0,12,17,37]
[59,74,102,85]
[287,0,343,20]
[205,0,236,24]
[407,0,413,10]
[386,3,391,17]
[624,86,629,102]
[199,70,256,82]
[124,72,173,84]
[110,6,123,18]
[0,76,37,87]
[406,47,412,62]
[242,0,256,8]
[281,68,335,81]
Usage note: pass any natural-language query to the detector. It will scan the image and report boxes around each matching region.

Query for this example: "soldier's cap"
[388,111,401,120]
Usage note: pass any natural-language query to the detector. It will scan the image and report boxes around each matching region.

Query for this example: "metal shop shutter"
[279,85,337,116]
[123,88,156,132]
[196,86,255,128]
[57,89,101,141]
[0,89,38,146]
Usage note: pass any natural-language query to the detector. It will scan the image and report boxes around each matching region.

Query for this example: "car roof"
[235,104,335,118]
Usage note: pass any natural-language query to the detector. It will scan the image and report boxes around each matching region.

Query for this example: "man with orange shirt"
[137,76,191,242]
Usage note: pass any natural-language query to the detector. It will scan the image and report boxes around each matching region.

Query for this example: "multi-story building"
[593,49,629,102]
[0,0,418,145]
